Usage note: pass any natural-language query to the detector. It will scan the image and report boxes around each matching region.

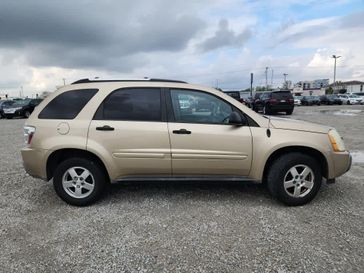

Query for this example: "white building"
[292,87,325,96]
[295,79,329,89]
[331,81,364,93]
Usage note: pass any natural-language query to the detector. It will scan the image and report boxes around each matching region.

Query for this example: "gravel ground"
[0,105,363,273]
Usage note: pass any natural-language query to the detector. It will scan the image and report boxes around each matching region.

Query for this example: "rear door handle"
[172,129,191,134]
[96,125,114,131]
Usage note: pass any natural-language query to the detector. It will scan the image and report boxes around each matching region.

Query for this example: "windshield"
[12,99,31,107]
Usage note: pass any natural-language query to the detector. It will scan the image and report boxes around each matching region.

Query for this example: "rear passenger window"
[38,89,98,119]
[94,88,161,121]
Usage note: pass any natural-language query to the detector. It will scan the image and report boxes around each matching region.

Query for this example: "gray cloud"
[0,0,206,72]
[198,19,252,52]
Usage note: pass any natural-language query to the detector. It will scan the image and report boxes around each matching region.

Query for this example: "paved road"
[0,105,363,272]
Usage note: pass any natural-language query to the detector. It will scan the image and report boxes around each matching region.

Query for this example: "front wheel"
[24,111,31,118]
[267,153,322,206]
[53,157,107,206]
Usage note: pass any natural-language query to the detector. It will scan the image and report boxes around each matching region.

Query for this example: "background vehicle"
[0,100,15,118]
[21,78,350,207]
[320,95,343,105]
[3,98,43,119]
[224,91,246,104]
[251,92,264,111]
[338,94,363,105]
[352,92,364,98]
[294,96,302,106]
[253,91,294,115]
[301,96,321,106]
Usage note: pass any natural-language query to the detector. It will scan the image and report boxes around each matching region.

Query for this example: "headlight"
[328,129,346,152]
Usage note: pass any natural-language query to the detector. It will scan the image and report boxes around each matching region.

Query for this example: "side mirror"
[229,111,247,126]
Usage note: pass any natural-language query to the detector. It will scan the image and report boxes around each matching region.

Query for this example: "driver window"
[170,89,234,124]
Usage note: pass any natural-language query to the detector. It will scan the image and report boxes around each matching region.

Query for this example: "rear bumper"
[270,105,294,111]
[21,147,48,180]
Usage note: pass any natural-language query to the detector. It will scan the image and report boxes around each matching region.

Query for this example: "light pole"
[332,55,341,92]
[283,73,288,89]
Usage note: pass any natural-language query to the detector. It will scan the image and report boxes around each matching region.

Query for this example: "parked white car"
[338,94,363,105]
[294,96,302,106]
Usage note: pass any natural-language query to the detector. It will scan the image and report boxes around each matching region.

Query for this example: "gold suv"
[21,79,351,206]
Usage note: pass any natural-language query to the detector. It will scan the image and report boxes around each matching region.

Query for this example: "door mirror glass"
[229,111,246,126]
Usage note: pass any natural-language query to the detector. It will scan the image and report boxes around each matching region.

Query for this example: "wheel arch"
[46,148,110,182]
[262,146,328,184]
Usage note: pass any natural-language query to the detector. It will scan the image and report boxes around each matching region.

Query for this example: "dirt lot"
[0,105,363,273]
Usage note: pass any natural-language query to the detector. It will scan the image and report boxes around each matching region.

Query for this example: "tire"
[53,157,107,206]
[347,101,350,105]
[6,116,12,119]
[263,105,271,115]
[267,153,322,206]
[24,111,31,118]
[286,109,293,115]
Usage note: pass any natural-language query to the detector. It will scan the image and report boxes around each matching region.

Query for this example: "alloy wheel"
[62,167,95,199]
[283,164,315,198]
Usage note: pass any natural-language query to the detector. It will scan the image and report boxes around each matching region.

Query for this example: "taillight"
[24,126,36,145]
[269,98,277,104]
[288,98,294,104]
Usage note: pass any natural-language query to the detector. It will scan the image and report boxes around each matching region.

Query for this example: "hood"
[267,116,331,134]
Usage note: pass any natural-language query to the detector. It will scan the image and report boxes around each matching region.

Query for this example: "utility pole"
[62,78,66,86]
[215,79,219,89]
[283,73,288,89]
[265,67,268,91]
[250,73,253,97]
[332,55,341,92]
[271,68,274,88]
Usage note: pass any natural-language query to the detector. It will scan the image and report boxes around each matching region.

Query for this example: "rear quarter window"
[38,89,98,119]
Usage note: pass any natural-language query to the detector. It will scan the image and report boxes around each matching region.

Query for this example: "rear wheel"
[24,111,31,118]
[286,109,293,115]
[263,105,271,115]
[53,157,107,206]
[267,153,322,206]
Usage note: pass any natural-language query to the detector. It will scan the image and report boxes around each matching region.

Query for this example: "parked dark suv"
[320,95,342,105]
[2,98,43,119]
[0,100,15,118]
[224,91,246,104]
[253,91,294,115]
[301,96,321,106]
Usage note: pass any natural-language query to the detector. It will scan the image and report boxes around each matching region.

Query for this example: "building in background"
[294,79,329,89]
[330,80,364,93]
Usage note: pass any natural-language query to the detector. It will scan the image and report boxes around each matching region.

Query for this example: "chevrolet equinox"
[21,79,351,206]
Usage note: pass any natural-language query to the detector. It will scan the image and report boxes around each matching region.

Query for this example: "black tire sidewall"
[267,153,322,206]
[53,158,106,206]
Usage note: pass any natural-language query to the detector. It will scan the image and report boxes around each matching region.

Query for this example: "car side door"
[166,88,253,176]
[87,87,171,179]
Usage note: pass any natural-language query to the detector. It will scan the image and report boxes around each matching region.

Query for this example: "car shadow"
[103,180,276,205]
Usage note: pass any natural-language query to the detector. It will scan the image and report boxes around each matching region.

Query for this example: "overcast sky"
[0,0,363,97]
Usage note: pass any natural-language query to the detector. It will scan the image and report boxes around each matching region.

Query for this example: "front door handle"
[96,125,115,131]
[173,129,191,135]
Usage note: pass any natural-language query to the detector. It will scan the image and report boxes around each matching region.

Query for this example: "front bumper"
[21,147,48,180]
[328,151,352,179]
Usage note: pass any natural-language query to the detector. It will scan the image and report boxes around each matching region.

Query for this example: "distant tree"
[241,88,251,92]
[325,87,333,94]
[255,86,271,92]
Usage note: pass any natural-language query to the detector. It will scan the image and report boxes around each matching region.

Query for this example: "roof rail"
[71,78,187,85]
